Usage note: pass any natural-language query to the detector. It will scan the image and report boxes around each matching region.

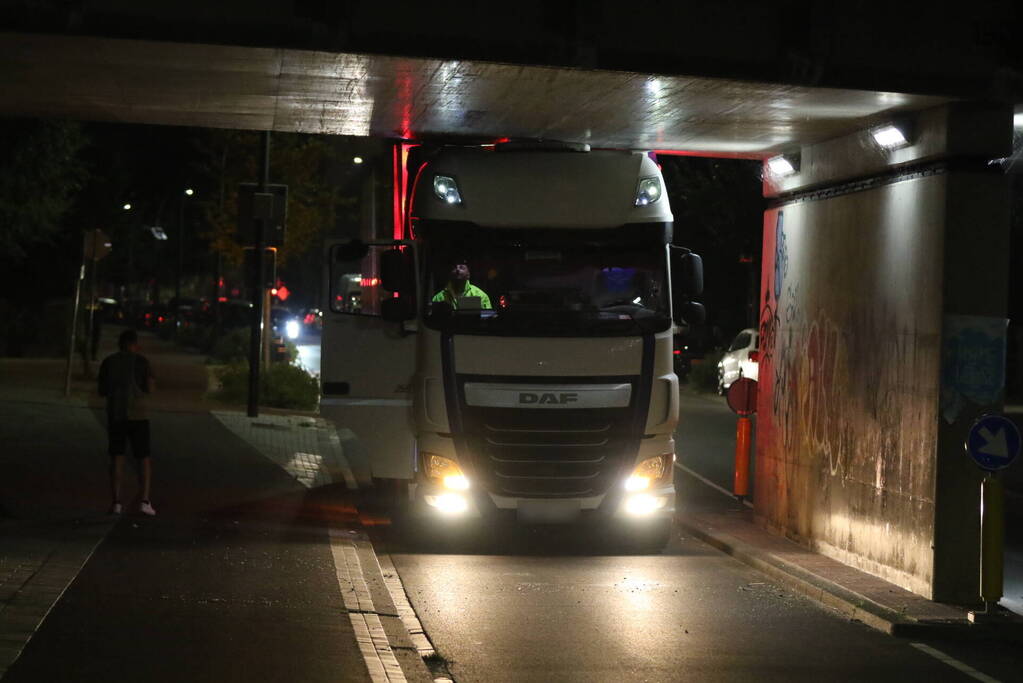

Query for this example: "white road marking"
[328,529,406,683]
[376,552,437,657]
[675,462,754,508]
[910,643,1001,683]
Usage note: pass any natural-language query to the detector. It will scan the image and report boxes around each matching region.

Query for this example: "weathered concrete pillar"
[755,103,1013,601]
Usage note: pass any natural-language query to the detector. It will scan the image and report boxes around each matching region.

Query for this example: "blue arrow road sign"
[966,415,1021,471]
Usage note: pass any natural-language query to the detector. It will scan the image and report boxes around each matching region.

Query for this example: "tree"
[195,130,359,306]
[0,119,87,264]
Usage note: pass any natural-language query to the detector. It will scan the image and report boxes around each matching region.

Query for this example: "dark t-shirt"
[98,351,152,421]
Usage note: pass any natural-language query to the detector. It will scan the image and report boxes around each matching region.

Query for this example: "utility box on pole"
[238,183,288,247]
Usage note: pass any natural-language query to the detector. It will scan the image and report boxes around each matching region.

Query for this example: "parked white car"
[717,328,759,395]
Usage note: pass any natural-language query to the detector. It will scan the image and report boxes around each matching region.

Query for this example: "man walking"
[98,329,156,516]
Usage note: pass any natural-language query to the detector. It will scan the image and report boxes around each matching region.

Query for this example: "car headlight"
[433,175,462,205]
[422,452,470,490]
[634,176,662,206]
[285,320,300,339]
[624,453,673,491]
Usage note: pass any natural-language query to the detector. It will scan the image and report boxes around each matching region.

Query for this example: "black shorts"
[108,419,151,459]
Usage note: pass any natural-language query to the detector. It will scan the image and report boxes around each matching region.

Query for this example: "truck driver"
[432,263,492,310]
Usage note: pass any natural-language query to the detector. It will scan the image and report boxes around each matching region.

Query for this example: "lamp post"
[175,188,195,337]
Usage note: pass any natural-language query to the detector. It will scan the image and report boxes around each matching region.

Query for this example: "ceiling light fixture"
[766,153,799,177]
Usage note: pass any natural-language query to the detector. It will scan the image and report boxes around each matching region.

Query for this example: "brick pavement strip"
[0,520,114,676]
[211,410,357,491]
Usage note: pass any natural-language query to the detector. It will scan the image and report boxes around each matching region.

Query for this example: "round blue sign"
[965,415,1021,471]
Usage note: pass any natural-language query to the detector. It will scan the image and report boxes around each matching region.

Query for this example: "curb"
[677,517,1023,640]
[677,518,915,635]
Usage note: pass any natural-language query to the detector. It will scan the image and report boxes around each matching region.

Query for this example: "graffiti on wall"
[760,208,935,494]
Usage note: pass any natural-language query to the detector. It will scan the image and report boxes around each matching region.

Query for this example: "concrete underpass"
[1,5,1022,681]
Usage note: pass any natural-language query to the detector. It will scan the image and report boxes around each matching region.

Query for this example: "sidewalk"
[0,326,432,682]
[0,325,213,412]
[675,466,1023,639]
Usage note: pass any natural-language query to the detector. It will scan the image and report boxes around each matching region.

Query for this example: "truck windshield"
[420,223,671,337]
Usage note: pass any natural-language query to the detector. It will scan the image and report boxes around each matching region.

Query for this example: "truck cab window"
[420,224,670,337]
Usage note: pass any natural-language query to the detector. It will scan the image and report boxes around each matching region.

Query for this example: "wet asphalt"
[2,375,1021,681]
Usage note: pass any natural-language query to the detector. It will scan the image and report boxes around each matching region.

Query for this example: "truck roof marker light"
[434,175,462,204]
[766,154,798,177]
[634,176,662,206]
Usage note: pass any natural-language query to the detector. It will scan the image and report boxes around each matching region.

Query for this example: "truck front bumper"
[412,481,675,524]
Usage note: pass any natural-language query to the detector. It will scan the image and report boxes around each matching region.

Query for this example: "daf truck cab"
[322,143,703,549]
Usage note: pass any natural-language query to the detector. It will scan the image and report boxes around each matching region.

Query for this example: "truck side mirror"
[334,239,369,262]
[381,296,414,322]
[672,249,703,299]
[380,248,408,293]
[670,246,705,326]
[679,301,706,325]
[379,246,417,322]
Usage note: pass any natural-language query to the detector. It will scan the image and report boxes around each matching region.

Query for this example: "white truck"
[321,143,703,549]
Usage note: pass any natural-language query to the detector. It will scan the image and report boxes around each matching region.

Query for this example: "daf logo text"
[519,392,579,405]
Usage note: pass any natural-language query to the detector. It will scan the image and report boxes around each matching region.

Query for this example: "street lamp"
[175,188,196,336]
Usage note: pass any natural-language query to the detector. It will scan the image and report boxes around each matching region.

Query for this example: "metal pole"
[175,195,183,338]
[263,286,272,369]
[85,250,98,372]
[979,473,1004,609]
[734,415,752,501]
[247,131,271,417]
[64,256,86,397]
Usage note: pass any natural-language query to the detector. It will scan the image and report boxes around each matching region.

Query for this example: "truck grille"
[460,403,640,498]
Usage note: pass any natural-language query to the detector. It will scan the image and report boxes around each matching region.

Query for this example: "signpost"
[64,229,111,395]
[964,414,1021,620]
[240,134,289,418]
[726,377,758,501]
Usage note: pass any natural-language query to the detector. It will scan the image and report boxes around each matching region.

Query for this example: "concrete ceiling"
[0,32,951,158]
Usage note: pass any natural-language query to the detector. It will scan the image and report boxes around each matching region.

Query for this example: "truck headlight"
[425,493,469,514]
[624,493,667,515]
[423,453,470,490]
[634,176,662,206]
[433,175,462,205]
[624,454,673,491]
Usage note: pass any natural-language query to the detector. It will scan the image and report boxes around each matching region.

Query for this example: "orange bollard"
[734,415,752,500]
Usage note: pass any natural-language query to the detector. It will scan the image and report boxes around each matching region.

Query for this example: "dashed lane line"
[909,643,1001,683]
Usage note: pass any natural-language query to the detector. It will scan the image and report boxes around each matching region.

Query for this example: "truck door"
[321,240,417,482]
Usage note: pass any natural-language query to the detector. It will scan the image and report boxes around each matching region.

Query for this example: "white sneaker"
[139,500,156,516]
[109,502,122,515]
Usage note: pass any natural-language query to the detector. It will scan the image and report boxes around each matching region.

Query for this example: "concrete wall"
[755,103,1013,601]
[756,180,945,596]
